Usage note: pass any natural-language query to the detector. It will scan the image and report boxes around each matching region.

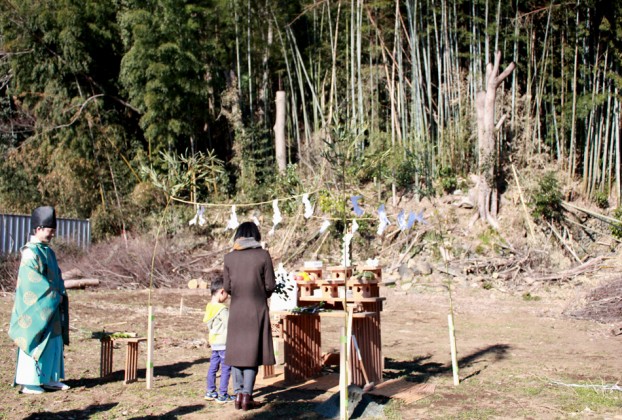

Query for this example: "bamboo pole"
[356,0,363,134]
[448,313,459,386]
[568,2,580,178]
[146,305,154,389]
[339,326,347,420]
[346,305,354,384]
[616,91,621,206]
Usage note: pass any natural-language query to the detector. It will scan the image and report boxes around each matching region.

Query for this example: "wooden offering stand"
[320,266,352,299]
[99,333,147,384]
[295,268,322,298]
[347,266,382,299]
[273,264,385,388]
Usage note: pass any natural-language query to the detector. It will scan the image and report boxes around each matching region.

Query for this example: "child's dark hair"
[210,276,224,295]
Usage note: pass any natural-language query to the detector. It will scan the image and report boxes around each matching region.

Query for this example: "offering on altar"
[303,260,323,269]
[271,264,298,311]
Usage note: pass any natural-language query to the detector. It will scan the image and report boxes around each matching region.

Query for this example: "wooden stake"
[448,313,459,386]
[179,297,184,316]
[146,305,154,389]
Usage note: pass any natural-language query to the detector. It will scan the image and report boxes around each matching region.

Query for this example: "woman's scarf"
[233,237,262,250]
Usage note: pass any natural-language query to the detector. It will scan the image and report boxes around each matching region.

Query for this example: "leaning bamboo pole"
[560,30,566,164]
[568,1,580,178]
[272,13,301,155]
[583,43,601,196]
[287,30,312,149]
[432,0,442,157]
[246,0,254,118]
[615,90,621,206]
[349,0,356,130]
[603,82,613,192]
[356,0,363,138]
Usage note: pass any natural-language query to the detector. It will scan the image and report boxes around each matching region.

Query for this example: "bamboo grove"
[0,0,620,227]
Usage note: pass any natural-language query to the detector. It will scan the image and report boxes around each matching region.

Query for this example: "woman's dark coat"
[223,247,276,367]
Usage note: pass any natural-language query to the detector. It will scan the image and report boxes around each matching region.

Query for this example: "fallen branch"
[460,254,530,277]
[546,221,582,263]
[398,230,426,264]
[564,218,622,243]
[435,264,463,278]
[525,256,609,283]
[550,380,622,392]
[172,247,230,271]
[562,201,621,226]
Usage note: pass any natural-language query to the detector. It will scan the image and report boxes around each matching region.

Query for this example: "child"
[203,276,234,402]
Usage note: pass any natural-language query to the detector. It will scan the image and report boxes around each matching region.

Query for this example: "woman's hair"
[234,221,261,241]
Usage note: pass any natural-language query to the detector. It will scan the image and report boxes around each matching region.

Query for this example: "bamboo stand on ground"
[346,306,354,384]
[146,305,154,389]
[448,313,459,386]
[339,326,347,420]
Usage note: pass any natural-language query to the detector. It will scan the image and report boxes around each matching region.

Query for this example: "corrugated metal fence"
[0,213,91,255]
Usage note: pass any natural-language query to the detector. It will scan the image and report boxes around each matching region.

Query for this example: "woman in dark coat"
[223,222,276,411]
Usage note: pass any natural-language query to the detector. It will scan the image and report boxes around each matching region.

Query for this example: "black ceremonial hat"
[31,206,57,229]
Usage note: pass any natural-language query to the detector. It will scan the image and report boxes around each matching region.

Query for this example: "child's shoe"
[204,390,218,400]
[216,393,235,403]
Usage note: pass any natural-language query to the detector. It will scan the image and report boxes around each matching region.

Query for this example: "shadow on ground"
[128,404,204,419]
[383,343,511,382]
[22,403,118,419]
[65,357,210,389]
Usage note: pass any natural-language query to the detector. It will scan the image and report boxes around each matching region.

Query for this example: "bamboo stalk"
[146,305,154,389]
[568,2,580,178]
[448,313,459,386]
[339,326,347,420]
[346,306,353,384]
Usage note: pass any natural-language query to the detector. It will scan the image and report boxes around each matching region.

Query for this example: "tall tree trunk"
[474,50,515,229]
[274,91,287,172]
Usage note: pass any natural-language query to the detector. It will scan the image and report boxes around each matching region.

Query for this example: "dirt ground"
[1,275,621,420]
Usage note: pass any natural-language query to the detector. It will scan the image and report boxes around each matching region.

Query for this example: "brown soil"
[1,278,621,419]
[2,192,622,418]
